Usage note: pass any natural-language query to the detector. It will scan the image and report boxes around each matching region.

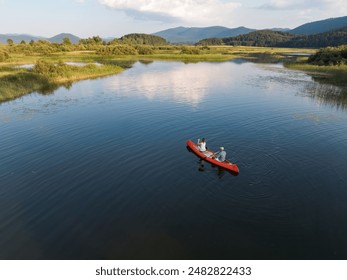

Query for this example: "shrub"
[96,45,138,56]
[33,60,70,79]
[0,50,10,62]
[308,45,347,66]
[135,45,154,55]
[180,46,201,55]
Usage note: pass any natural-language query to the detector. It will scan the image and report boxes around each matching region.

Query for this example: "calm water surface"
[1,60,347,259]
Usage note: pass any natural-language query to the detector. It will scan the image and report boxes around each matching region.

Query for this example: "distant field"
[0,44,317,66]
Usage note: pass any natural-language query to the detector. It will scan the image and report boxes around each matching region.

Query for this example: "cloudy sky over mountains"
[1,0,346,37]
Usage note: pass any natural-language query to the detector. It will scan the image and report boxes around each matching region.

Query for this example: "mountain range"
[289,16,347,35]
[153,16,347,44]
[153,26,256,44]
[1,16,347,45]
[0,33,80,44]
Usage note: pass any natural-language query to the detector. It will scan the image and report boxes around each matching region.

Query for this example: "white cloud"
[98,0,241,25]
[252,0,347,27]
[257,0,347,13]
[321,0,347,15]
[257,0,319,10]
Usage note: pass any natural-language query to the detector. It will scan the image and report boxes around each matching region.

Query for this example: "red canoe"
[186,139,240,174]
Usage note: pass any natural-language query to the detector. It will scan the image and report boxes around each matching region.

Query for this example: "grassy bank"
[285,60,347,86]
[285,61,347,73]
[0,62,123,103]
[0,72,53,102]
[106,46,316,62]
[0,45,317,65]
[40,62,124,83]
[284,45,347,85]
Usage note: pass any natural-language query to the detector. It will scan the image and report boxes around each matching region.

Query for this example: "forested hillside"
[198,30,296,46]
[279,27,347,48]
[197,27,347,48]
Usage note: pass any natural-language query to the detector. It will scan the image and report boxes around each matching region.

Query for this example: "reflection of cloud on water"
[105,62,237,107]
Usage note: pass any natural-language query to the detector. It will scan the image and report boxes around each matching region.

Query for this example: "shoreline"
[1,47,346,103]
[0,63,123,103]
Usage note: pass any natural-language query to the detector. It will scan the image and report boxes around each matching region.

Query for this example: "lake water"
[14,61,102,69]
[1,60,347,259]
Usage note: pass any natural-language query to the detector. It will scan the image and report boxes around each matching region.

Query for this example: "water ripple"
[1,60,347,259]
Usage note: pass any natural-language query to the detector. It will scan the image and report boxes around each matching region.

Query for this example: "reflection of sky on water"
[14,62,102,69]
[104,61,247,107]
[14,64,35,69]
[3,60,347,123]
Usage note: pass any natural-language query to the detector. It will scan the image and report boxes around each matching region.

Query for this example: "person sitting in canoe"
[197,138,207,152]
[214,147,226,162]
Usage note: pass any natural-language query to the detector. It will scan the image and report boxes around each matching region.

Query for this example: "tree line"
[197,27,347,48]
[0,33,211,60]
[0,33,169,59]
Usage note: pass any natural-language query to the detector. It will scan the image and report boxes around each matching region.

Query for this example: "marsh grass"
[0,46,316,66]
[53,63,124,83]
[0,72,52,102]
[32,60,123,82]
[285,60,347,85]
[0,61,123,102]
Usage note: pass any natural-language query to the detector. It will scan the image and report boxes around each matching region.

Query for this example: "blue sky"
[0,0,346,38]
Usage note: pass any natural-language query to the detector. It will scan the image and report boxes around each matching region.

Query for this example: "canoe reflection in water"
[197,158,232,178]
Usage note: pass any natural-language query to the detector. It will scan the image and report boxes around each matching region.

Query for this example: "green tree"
[63,37,72,45]
[7,38,14,45]
[119,33,167,45]
[92,36,103,44]
[79,36,103,45]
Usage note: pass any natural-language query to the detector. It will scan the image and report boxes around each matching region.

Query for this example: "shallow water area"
[13,61,102,69]
[1,60,347,259]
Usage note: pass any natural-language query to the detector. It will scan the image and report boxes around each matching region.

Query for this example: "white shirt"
[199,141,206,152]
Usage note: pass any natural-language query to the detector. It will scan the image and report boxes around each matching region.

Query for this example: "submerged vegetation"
[0,33,347,103]
[285,46,347,109]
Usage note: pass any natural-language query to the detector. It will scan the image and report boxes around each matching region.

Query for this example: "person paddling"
[215,147,226,162]
[198,138,207,152]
